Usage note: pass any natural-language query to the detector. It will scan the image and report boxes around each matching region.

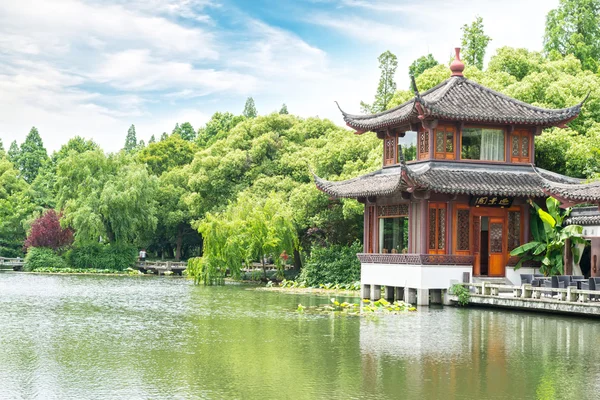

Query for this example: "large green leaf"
[510,241,542,256]
[538,209,556,229]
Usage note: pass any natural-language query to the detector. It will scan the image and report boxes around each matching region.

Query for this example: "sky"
[0,0,560,153]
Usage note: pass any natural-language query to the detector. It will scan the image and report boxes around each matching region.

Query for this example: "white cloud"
[92,49,256,94]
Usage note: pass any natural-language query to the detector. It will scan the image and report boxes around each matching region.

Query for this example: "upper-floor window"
[434,125,456,160]
[418,129,429,160]
[511,129,531,163]
[461,127,505,161]
[383,131,417,166]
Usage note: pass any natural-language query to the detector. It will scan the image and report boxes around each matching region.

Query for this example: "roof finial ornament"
[410,75,420,98]
[450,47,465,77]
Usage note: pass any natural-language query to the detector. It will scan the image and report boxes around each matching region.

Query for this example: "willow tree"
[190,192,298,285]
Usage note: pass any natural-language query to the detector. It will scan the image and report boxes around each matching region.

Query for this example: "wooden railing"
[0,257,24,266]
[357,253,474,266]
[457,282,600,304]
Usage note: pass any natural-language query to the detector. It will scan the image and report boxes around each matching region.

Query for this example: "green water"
[1,273,599,399]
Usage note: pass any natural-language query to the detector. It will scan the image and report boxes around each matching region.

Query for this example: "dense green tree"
[52,136,100,165]
[56,150,158,244]
[361,50,398,113]
[124,124,137,152]
[408,54,439,82]
[155,166,200,260]
[17,127,49,183]
[190,191,298,284]
[0,157,36,256]
[544,0,600,72]
[243,97,258,118]
[174,122,196,141]
[487,47,544,80]
[160,132,169,141]
[196,112,246,148]
[0,138,4,153]
[137,134,197,176]
[279,104,289,114]
[461,16,492,69]
[149,135,156,144]
[7,140,19,163]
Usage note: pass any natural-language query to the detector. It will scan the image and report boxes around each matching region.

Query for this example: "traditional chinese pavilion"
[314,48,600,305]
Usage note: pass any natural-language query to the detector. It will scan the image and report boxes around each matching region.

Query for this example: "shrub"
[24,209,73,251]
[65,243,137,270]
[298,241,362,287]
[23,247,67,271]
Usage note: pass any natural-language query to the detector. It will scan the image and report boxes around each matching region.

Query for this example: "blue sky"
[0,0,559,152]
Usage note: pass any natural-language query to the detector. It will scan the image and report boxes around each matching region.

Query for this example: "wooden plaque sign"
[470,196,513,208]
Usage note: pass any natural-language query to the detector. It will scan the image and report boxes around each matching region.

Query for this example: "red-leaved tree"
[24,210,74,251]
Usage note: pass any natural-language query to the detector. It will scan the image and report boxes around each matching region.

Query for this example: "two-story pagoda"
[314,48,600,305]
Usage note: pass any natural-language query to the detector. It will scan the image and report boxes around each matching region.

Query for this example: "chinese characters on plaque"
[469,196,514,208]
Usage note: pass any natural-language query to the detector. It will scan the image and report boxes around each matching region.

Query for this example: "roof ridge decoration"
[450,48,465,77]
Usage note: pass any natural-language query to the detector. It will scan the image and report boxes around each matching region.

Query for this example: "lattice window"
[436,131,445,153]
[378,204,409,217]
[490,223,503,253]
[428,208,437,250]
[438,208,446,250]
[508,211,521,251]
[434,126,455,160]
[511,130,531,163]
[522,136,529,157]
[418,130,429,160]
[456,209,470,251]
[428,203,447,254]
[512,135,519,156]
[384,136,396,165]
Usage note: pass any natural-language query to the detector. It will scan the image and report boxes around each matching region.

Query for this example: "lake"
[0,272,599,399]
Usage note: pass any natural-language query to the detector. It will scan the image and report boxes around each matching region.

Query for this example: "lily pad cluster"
[296,298,417,315]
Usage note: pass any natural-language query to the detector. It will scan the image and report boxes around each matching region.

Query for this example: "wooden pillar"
[591,238,600,277]
[420,200,428,254]
[363,203,368,253]
[564,238,573,275]
[447,201,453,253]
[428,128,434,160]
[523,202,530,244]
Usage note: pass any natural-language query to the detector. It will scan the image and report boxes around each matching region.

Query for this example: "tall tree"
[160,132,169,141]
[149,135,156,144]
[124,124,137,152]
[461,16,492,69]
[18,127,49,183]
[279,104,289,114]
[360,50,398,113]
[0,138,4,153]
[408,54,439,82]
[178,122,196,141]
[243,97,258,118]
[7,141,19,164]
[544,0,600,71]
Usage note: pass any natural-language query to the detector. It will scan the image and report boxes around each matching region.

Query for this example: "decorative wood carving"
[357,253,474,265]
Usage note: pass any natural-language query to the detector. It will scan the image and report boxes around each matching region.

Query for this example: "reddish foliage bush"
[24,210,74,251]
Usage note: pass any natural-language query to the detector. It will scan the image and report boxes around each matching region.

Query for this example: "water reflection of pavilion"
[358,310,600,398]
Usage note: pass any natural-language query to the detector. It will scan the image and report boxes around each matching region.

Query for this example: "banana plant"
[510,197,587,276]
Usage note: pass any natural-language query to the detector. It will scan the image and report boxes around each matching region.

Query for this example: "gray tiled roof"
[541,179,600,203]
[315,161,584,199]
[341,76,584,132]
[565,207,600,225]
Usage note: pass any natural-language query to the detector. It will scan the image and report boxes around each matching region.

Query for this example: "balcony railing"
[357,253,474,266]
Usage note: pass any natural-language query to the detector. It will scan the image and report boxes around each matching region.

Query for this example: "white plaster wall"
[361,263,472,290]
[505,266,541,285]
